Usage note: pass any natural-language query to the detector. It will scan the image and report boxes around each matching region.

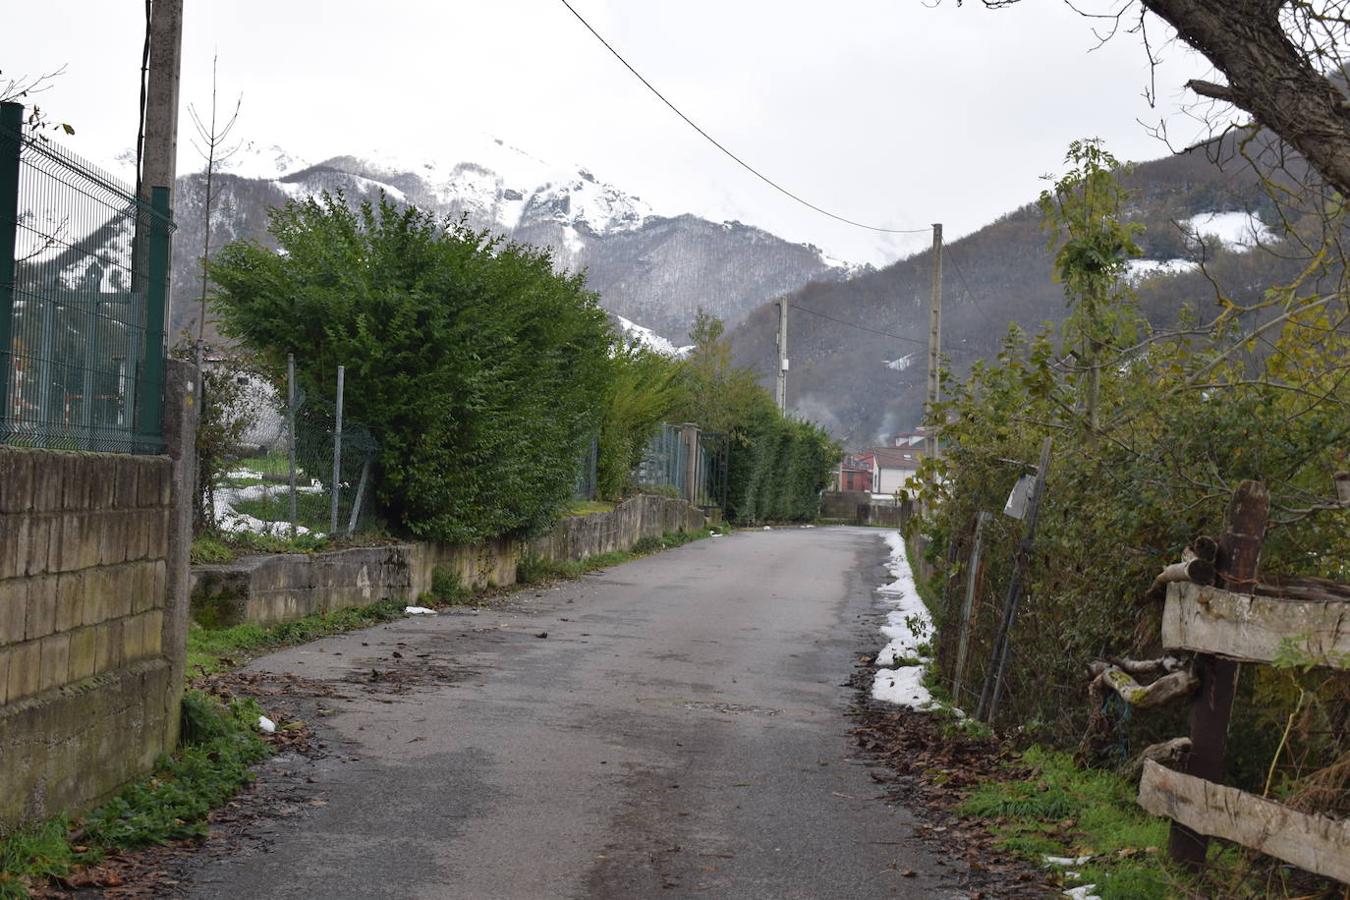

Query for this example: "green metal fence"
[0,101,173,454]
[635,423,727,509]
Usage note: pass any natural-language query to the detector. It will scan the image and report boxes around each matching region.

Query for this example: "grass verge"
[0,692,269,898]
[957,746,1189,899]
[187,598,408,675]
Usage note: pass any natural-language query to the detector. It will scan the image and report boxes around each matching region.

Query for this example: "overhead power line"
[944,246,996,320]
[788,303,925,346]
[556,0,931,236]
[788,302,983,360]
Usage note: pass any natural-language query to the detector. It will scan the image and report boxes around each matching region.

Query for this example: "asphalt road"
[180,527,965,900]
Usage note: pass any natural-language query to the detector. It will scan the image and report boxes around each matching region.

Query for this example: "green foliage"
[727,414,840,524]
[171,345,259,535]
[596,342,678,500]
[921,140,1350,791]
[1,694,271,896]
[187,599,407,674]
[959,747,1183,900]
[189,536,234,564]
[209,193,613,544]
[427,565,468,605]
[0,819,78,899]
[81,693,269,849]
[664,309,840,523]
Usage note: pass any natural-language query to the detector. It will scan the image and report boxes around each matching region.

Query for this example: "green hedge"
[210,195,612,544]
[727,412,838,524]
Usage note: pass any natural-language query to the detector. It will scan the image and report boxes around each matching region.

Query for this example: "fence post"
[135,186,171,450]
[1167,480,1269,871]
[681,422,700,506]
[952,510,991,705]
[346,457,370,536]
[0,102,23,427]
[287,353,298,536]
[329,364,344,535]
[977,436,1052,723]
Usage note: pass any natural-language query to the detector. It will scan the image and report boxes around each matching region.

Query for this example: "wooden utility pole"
[925,224,943,458]
[977,436,1052,723]
[1168,481,1269,871]
[775,298,789,412]
[951,510,991,704]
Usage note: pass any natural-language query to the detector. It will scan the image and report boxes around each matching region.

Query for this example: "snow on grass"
[212,481,322,538]
[870,530,941,711]
[1124,258,1199,283]
[1062,885,1101,900]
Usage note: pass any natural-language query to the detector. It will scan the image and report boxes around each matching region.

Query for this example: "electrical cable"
[556,0,931,236]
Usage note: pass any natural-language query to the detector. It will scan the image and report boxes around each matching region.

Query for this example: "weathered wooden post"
[952,510,991,705]
[1167,480,1269,871]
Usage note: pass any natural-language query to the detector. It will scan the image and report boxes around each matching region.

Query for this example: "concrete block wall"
[1,359,197,829]
[0,450,176,824]
[191,494,710,627]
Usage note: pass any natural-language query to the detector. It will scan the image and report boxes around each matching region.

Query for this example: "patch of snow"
[871,531,939,710]
[405,606,437,615]
[257,715,277,734]
[885,354,914,372]
[1124,258,1199,283]
[1045,856,1092,867]
[1183,210,1273,253]
[220,141,308,180]
[615,315,693,358]
[872,665,933,707]
[212,481,322,537]
[1063,886,1101,900]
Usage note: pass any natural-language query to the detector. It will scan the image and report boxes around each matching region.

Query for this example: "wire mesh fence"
[0,103,173,453]
[205,362,379,539]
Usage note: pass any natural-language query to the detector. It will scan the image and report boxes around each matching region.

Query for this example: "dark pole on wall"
[0,102,23,429]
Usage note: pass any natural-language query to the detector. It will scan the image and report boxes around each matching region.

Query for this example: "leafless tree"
[964,2,1350,199]
[187,53,242,344]
[1,65,75,137]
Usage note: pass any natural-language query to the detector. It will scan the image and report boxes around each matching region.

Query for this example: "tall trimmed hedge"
[726,412,839,524]
[209,194,612,543]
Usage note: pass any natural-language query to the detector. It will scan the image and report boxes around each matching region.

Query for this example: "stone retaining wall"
[1,362,197,827]
[191,495,711,628]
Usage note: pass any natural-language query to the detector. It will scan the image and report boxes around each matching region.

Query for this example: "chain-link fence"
[207,362,379,539]
[0,102,173,454]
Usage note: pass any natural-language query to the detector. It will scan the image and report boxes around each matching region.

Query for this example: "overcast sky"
[4,1,1218,265]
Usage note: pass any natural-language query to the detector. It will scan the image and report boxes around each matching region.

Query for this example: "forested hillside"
[730,138,1307,445]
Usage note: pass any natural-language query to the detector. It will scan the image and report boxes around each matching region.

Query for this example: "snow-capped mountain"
[164,135,860,342]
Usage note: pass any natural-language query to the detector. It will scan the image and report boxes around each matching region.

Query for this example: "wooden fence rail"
[1139,760,1350,884]
[1163,581,1350,668]
[1132,480,1348,883]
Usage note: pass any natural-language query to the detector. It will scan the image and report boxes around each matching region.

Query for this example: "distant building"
[890,427,929,449]
[831,454,873,493]
[864,446,921,495]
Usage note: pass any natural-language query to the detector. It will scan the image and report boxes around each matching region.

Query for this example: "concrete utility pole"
[141,0,184,206]
[136,0,184,324]
[775,298,789,413]
[925,223,943,458]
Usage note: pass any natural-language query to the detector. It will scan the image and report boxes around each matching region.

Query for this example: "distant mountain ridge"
[729,140,1298,446]
[162,136,862,344]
